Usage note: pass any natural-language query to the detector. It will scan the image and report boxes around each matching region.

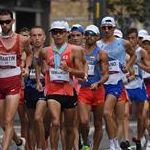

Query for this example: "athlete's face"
[101,25,115,37]
[70,30,84,46]
[30,28,45,48]
[51,29,67,45]
[85,30,98,45]
[127,32,138,47]
[0,14,14,34]
[142,41,150,51]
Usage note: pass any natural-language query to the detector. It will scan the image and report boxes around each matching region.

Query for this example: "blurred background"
[0,0,150,44]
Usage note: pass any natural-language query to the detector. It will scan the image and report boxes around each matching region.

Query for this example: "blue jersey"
[80,46,102,87]
[25,56,44,89]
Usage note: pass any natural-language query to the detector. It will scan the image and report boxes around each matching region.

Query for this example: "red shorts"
[0,75,21,99]
[118,86,129,102]
[145,81,150,100]
[19,88,25,105]
[78,85,105,106]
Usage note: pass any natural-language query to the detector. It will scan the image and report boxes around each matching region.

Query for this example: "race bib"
[108,60,120,72]
[49,67,69,82]
[88,64,95,75]
[0,54,17,66]
[133,65,139,76]
[29,69,44,79]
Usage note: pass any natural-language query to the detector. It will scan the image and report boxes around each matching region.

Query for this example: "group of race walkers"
[1,8,150,150]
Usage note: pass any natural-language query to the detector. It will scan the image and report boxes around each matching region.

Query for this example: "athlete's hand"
[90,82,99,91]
[122,66,129,73]
[22,67,29,77]
[36,81,43,91]
[60,61,69,72]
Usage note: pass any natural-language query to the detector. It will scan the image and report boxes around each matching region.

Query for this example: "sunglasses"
[0,19,12,25]
[101,26,113,30]
[85,30,97,37]
[51,30,66,35]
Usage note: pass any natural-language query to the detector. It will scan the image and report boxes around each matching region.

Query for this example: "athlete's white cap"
[101,16,116,27]
[61,21,70,31]
[138,29,148,38]
[85,25,100,35]
[49,21,66,31]
[142,35,150,42]
[114,29,123,38]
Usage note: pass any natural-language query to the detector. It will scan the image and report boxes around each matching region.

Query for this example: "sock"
[109,138,115,148]
[114,138,120,148]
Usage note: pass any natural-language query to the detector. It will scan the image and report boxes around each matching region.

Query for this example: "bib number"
[108,60,120,72]
[49,68,69,82]
[0,54,17,67]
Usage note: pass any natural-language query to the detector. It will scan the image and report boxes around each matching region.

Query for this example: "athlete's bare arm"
[98,50,109,84]
[90,50,109,90]
[20,35,32,76]
[61,45,87,79]
[36,47,48,90]
[136,49,150,73]
[123,39,137,72]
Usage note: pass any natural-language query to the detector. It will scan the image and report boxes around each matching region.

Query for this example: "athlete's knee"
[103,109,112,119]
[34,113,43,122]
[4,118,14,128]
[94,120,103,129]
[51,121,60,129]
[80,119,89,129]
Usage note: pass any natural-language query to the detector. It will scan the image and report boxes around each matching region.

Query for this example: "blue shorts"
[104,80,123,98]
[25,87,46,109]
[126,83,148,102]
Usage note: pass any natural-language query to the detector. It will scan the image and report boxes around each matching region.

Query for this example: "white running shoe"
[141,136,147,148]
[110,146,116,150]
[146,141,150,150]
[17,137,26,150]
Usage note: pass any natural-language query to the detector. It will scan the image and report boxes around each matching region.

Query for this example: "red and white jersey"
[0,34,22,78]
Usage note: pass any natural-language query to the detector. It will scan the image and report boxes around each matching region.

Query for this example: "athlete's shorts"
[78,85,105,106]
[46,89,77,109]
[126,83,148,102]
[19,88,25,105]
[25,87,46,109]
[118,86,129,102]
[104,80,123,99]
[0,75,21,99]
[144,80,150,100]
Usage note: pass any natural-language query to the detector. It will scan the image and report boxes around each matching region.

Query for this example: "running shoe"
[17,137,26,150]
[81,145,90,150]
[146,141,150,150]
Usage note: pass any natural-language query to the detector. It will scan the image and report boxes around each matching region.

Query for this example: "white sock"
[109,138,115,148]
[114,138,120,148]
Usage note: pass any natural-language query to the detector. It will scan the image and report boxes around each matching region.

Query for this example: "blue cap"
[70,24,84,33]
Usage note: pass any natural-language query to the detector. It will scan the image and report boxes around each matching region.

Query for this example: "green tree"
[106,0,150,33]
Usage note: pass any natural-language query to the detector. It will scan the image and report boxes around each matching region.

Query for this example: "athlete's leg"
[18,104,29,149]
[60,112,66,150]
[92,103,104,150]
[103,94,117,139]
[123,101,130,142]
[64,107,77,150]
[134,101,145,140]
[78,102,91,146]
[48,100,61,150]
[115,100,125,141]
[2,94,20,150]
[26,108,36,150]
[34,100,47,149]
